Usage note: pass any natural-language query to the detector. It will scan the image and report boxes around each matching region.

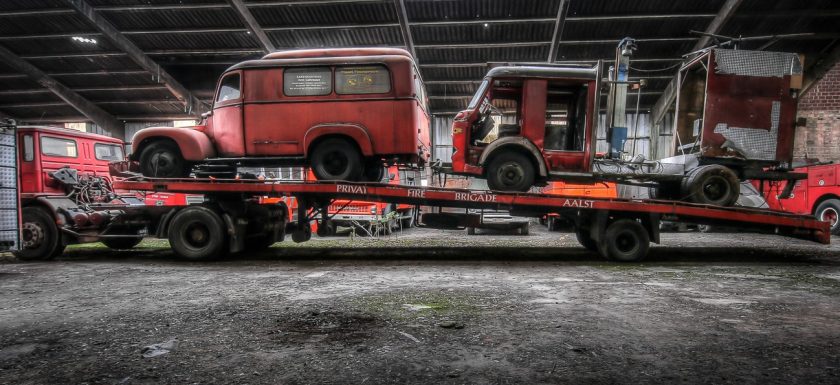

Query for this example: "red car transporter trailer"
[111,176,830,263]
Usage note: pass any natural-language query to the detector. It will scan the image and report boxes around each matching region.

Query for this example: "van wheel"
[102,235,143,250]
[139,140,190,178]
[15,207,61,260]
[681,165,739,206]
[362,159,385,182]
[311,138,363,181]
[486,152,535,192]
[168,206,227,260]
[598,219,650,262]
[815,199,840,235]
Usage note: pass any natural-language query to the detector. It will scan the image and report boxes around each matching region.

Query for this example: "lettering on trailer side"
[336,185,368,194]
[407,189,426,198]
[454,192,498,202]
[562,199,594,208]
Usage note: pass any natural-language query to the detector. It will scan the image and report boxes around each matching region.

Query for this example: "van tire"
[486,152,535,192]
[311,138,363,181]
[15,207,61,260]
[362,159,386,182]
[139,140,190,178]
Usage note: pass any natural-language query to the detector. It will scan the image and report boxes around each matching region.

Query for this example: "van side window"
[22,134,34,161]
[41,136,77,158]
[284,67,332,96]
[216,73,241,103]
[94,143,124,161]
[335,65,390,95]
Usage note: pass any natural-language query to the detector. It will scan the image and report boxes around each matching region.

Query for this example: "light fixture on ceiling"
[71,36,97,44]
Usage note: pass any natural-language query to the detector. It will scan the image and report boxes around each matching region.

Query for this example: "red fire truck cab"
[757,163,840,235]
[130,48,431,182]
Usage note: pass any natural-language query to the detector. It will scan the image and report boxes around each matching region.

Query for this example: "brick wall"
[794,62,840,161]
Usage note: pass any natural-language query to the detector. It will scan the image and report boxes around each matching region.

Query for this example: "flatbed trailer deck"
[113,178,830,262]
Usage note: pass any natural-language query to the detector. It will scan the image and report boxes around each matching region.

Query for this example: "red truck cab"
[757,163,840,235]
[131,48,431,182]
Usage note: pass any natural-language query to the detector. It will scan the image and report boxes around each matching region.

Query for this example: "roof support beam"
[225,0,275,53]
[393,0,416,59]
[649,0,745,159]
[64,0,210,115]
[547,0,569,62]
[0,44,123,137]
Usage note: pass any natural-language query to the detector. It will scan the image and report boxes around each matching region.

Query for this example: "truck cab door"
[538,80,590,174]
[210,71,246,157]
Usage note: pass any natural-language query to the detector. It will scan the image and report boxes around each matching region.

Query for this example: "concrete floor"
[1,226,839,384]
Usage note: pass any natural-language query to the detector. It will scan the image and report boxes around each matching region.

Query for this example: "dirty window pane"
[23,134,33,161]
[335,66,390,95]
[284,67,332,96]
[216,73,241,102]
[94,143,124,161]
[41,136,77,158]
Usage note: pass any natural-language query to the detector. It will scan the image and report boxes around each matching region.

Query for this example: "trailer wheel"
[815,199,840,235]
[574,228,598,252]
[598,219,650,262]
[139,140,190,178]
[681,165,739,206]
[362,159,385,182]
[15,207,61,261]
[311,138,363,181]
[168,206,227,260]
[486,152,535,192]
[101,235,143,250]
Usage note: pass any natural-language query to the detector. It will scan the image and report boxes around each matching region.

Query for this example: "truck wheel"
[598,219,650,262]
[139,140,190,178]
[815,199,840,235]
[15,207,61,260]
[362,159,385,182]
[574,228,598,252]
[101,236,143,250]
[168,206,227,260]
[486,152,535,192]
[311,138,363,181]
[681,165,740,206]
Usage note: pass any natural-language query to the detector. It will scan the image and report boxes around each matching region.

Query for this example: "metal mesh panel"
[0,126,16,252]
[714,49,802,78]
[713,101,780,161]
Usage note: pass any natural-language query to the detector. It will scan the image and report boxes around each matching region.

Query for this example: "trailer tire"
[486,152,535,192]
[168,206,227,260]
[681,165,740,206]
[574,228,598,252]
[139,140,191,178]
[598,219,650,262]
[311,138,363,181]
[815,199,840,235]
[15,207,61,261]
[102,236,143,250]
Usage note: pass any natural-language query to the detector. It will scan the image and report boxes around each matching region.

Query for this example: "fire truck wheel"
[101,235,143,250]
[598,219,650,262]
[815,199,840,235]
[15,207,61,260]
[362,159,386,182]
[486,152,535,192]
[311,138,363,181]
[139,140,190,178]
[168,206,227,260]
[574,228,598,252]
[681,165,740,206]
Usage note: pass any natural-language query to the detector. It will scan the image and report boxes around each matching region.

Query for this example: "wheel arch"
[303,123,373,158]
[478,137,548,178]
[131,127,216,161]
[812,194,840,215]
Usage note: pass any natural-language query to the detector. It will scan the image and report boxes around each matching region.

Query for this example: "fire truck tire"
[15,207,61,261]
[168,206,227,260]
[362,159,385,182]
[598,219,650,262]
[311,138,363,181]
[486,152,535,192]
[139,140,191,178]
[574,228,598,252]
[815,199,840,235]
[681,165,740,206]
[101,235,143,250]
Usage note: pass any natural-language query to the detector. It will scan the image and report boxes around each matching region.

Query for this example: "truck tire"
[15,207,61,261]
[574,228,598,252]
[486,152,535,192]
[598,219,650,262]
[139,140,190,178]
[311,138,363,181]
[168,206,227,260]
[102,236,143,250]
[362,159,385,182]
[681,165,740,206]
[815,199,840,235]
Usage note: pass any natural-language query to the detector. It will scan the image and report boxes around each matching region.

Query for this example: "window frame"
[215,71,242,106]
[40,135,78,158]
[93,142,124,162]
[22,134,34,162]
[334,64,392,95]
[283,66,333,97]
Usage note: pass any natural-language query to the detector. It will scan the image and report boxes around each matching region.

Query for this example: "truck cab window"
[22,134,33,161]
[41,136,77,158]
[216,73,241,103]
[94,143,124,161]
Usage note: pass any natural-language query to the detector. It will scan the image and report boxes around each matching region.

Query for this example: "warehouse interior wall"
[794,62,840,163]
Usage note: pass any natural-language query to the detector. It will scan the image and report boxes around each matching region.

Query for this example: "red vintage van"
[130,48,431,182]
